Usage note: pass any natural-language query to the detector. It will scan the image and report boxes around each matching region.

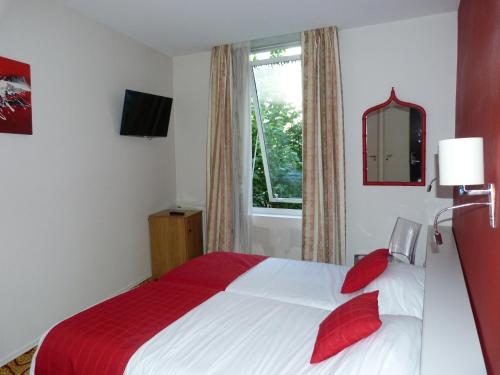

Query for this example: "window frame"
[252,206,302,218]
[249,51,303,205]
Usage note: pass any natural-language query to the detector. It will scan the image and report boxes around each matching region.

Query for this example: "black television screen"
[120,89,172,137]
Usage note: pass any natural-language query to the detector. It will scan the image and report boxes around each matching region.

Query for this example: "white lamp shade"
[438,137,484,186]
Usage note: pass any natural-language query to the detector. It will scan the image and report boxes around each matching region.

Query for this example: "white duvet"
[125,292,422,375]
[227,257,425,319]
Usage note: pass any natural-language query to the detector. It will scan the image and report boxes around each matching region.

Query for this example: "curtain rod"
[250,33,300,53]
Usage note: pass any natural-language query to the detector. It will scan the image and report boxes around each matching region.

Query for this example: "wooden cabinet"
[148,209,203,279]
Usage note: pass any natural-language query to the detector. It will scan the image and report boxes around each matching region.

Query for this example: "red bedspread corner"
[34,282,216,375]
[34,251,266,375]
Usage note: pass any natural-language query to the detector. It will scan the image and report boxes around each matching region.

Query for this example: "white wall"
[173,52,211,210]
[173,13,456,263]
[250,214,302,259]
[0,0,175,364]
[341,12,457,265]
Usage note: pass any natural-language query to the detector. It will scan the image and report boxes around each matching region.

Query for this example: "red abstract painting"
[0,56,32,135]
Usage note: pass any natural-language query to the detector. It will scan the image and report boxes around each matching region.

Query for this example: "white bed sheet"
[227,257,354,309]
[226,257,424,318]
[125,292,421,375]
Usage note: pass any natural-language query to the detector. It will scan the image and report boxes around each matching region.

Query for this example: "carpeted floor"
[0,348,35,375]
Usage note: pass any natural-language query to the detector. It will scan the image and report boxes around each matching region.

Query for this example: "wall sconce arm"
[433,202,492,245]
[458,184,493,197]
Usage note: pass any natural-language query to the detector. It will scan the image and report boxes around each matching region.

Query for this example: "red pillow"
[310,291,382,364]
[341,248,389,293]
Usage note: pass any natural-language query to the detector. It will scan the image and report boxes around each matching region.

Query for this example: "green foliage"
[251,48,286,62]
[269,48,286,58]
[251,100,302,209]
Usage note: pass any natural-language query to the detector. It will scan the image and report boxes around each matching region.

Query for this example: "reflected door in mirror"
[363,88,426,186]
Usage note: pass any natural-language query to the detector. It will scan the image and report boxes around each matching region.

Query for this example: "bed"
[124,293,421,375]
[31,251,424,375]
[226,256,424,318]
[29,226,487,375]
[160,251,425,319]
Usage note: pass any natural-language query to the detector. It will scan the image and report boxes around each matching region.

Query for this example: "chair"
[388,217,422,264]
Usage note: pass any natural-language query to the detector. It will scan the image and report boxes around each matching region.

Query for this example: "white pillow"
[364,262,425,319]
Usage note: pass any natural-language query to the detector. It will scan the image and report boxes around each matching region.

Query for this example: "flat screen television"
[120,89,173,137]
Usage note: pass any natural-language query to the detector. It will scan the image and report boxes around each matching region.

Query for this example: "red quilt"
[35,252,267,375]
[160,251,267,290]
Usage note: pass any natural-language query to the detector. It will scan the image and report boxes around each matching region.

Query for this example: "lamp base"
[489,183,496,228]
[458,183,496,228]
[433,183,496,245]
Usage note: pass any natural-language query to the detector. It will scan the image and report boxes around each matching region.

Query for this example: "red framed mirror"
[362,88,426,186]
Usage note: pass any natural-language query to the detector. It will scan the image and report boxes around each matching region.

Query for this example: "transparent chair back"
[388,217,422,264]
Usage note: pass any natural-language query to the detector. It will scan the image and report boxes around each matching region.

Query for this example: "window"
[250,45,302,209]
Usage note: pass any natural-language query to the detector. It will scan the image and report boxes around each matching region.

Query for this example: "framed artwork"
[0,56,32,134]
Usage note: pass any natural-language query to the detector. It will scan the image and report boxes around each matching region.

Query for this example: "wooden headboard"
[420,226,486,374]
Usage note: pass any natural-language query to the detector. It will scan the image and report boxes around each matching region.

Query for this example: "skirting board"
[0,274,152,367]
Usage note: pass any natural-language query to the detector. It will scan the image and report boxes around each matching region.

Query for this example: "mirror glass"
[363,89,425,186]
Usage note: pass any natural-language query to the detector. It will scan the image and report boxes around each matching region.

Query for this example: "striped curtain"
[206,45,234,252]
[301,27,346,264]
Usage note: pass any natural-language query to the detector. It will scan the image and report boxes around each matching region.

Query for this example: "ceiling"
[62,0,459,57]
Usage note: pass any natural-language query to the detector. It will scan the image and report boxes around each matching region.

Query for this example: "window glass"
[250,46,302,209]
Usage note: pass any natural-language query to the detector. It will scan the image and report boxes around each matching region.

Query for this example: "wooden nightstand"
[148,209,203,279]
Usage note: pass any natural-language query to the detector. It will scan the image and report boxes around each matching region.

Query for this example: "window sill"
[251,207,302,219]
